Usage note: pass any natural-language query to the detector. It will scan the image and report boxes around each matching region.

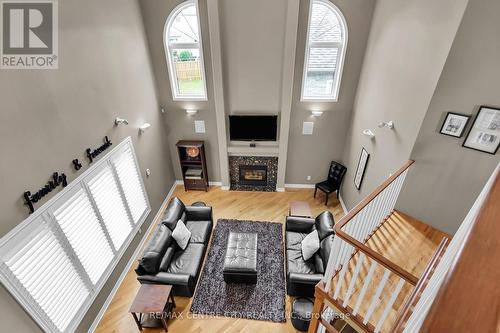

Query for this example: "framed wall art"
[354,148,370,190]
[463,106,500,154]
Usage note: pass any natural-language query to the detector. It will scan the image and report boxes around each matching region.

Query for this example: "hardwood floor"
[94,186,446,333]
[95,185,344,333]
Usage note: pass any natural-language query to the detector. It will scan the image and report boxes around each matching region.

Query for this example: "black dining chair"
[314,161,347,205]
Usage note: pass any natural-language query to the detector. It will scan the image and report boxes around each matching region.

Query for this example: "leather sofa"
[135,197,213,297]
[285,211,335,297]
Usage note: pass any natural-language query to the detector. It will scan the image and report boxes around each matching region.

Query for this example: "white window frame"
[0,137,150,333]
[164,0,208,101]
[301,0,348,102]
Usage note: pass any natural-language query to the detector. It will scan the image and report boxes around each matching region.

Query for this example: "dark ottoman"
[291,297,314,331]
[223,232,258,283]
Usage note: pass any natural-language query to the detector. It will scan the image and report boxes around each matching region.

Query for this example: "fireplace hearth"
[229,156,278,191]
[239,165,267,186]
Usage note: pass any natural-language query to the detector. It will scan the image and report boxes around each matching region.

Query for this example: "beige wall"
[340,0,468,209]
[139,0,221,182]
[285,0,375,184]
[219,0,287,114]
[397,0,500,235]
[0,0,175,331]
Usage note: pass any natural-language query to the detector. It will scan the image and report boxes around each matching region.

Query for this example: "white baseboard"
[88,181,177,333]
[338,194,348,214]
[220,185,230,190]
[284,183,315,189]
[276,187,285,192]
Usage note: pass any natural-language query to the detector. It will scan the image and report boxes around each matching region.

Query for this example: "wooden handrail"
[334,160,419,285]
[418,166,500,333]
[390,237,449,333]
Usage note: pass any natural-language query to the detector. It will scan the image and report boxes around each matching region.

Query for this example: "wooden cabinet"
[176,140,208,191]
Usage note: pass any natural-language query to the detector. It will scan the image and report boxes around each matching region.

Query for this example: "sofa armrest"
[286,216,315,233]
[288,272,323,285]
[185,205,213,221]
[137,272,191,286]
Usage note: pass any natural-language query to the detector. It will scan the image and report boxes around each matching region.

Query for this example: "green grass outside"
[179,79,204,95]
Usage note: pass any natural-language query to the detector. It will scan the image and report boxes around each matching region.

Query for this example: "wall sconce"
[139,123,151,134]
[114,117,129,126]
[378,121,394,129]
[363,129,375,139]
[186,109,198,116]
[311,110,323,117]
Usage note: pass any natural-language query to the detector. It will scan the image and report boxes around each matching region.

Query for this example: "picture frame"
[354,148,370,190]
[440,112,471,138]
[463,106,500,155]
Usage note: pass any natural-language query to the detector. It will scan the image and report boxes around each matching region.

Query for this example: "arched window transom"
[301,0,347,101]
[164,1,207,100]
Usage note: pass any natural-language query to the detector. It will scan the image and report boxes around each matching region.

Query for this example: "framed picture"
[463,106,500,154]
[354,148,370,190]
[440,112,470,137]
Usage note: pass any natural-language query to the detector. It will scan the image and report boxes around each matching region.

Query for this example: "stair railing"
[309,160,420,333]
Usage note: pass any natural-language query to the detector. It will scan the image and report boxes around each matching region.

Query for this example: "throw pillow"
[301,230,320,261]
[172,219,191,250]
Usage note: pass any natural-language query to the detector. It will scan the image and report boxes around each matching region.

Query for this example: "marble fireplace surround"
[229,156,278,191]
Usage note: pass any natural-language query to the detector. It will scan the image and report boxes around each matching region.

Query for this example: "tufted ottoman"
[223,232,258,284]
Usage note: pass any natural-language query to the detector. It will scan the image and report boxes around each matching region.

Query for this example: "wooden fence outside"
[175,60,202,80]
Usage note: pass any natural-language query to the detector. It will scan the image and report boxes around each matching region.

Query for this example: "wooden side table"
[289,201,312,218]
[129,284,176,332]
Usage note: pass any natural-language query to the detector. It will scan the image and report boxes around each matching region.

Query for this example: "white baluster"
[343,253,365,307]
[353,259,377,316]
[363,269,391,325]
[374,277,405,332]
[333,256,350,300]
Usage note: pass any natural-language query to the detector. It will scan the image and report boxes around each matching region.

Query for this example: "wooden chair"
[314,161,347,205]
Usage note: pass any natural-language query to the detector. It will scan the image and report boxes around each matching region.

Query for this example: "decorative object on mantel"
[24,172,68,213]
[463,106,500,154]
[176,140,209,191]
[439,112,470,138]
[354,147,370,190]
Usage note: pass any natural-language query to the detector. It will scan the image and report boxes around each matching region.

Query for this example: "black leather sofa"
[135,197,213,297]
[285,211,335,297]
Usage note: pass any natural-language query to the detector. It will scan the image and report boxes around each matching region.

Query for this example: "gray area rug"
[190,219,286,322]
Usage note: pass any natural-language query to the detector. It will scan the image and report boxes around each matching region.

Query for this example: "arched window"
[301,0,347,101]
[164,1,207,100]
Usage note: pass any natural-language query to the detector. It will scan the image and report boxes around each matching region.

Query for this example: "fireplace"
[239,165,267,186]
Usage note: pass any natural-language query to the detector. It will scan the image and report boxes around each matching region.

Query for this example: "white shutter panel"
[52,187,114,285]
[111,145,148,224]
[1,219,89,333]
[87,165,132,250]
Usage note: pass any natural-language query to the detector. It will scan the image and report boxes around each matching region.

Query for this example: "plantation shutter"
[0,137,150,333]
[87,164,132,250]
[0,219,90,332]
[110,145,148,224]
[52,186,114,285]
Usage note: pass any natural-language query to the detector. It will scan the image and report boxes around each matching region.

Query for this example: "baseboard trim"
[338,194,348,214]
[88,180,177,333]
[284,183,315,189]
[276,187,285,192]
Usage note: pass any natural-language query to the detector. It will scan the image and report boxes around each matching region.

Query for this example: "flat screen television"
[229,115,278,141]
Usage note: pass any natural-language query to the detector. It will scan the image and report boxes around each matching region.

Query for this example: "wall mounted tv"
[229,115,278,141]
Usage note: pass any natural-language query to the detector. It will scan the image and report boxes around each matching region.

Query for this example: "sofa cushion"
[185,220,212,244]
[172,220,191,250]
[301,230,320,261]
[287,249,316,275]
[319,234,335,269]
[167,243,206,278]
[315,211,335,240]
[161,197,185,230]
[286,231,308,251]
[137,224,172,274]
[158,247,175,272]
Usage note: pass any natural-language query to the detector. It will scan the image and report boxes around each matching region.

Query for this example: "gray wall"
[219,0,287,114]
[340,0,468,209]
[397,0,500,235]
[285,0,375,184]
[0,0,175,331]
[139,0,221,182]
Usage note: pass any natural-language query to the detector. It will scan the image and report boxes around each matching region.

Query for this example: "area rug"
[190,219,286,322]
